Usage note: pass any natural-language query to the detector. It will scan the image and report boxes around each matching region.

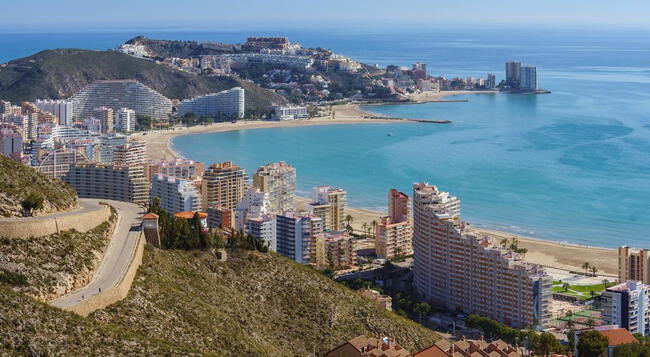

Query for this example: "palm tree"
[371,220,378,235]
[602,279,609,288]
[582,262,591,276]
[500,238,509,249]
[345,214,353,226]
[519,247,528,259]
[591,266,598,277]
[361,222,368,237]
[562,282,570,292]
[509,237,520,250]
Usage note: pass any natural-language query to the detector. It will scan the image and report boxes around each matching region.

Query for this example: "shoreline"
[136,92,618,276]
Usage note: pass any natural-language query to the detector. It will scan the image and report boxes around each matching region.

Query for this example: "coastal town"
[0,34,646,357]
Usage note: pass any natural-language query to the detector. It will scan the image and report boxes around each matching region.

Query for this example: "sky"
[1,0,649,31]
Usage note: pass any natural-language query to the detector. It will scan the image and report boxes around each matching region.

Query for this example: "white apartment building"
[35,99,74,126]
[113,140,147,166]
[252,161,296,214]
[150,173,202,214]
[273,106,309,120]
[412,182,552,328]
[116,108,136,132]
[276,211,323,264]
[309,186,346,231]
[602,281,650,336]
[234,188,272,231]
[246,214,277,251]
[177,87,245,120]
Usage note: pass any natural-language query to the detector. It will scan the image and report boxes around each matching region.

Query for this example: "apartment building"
[63,163,149,205]
[177,87,245,119]
[308,186,346,231]
[619,246,650,285]
[202,161,248,211]
[601,281,650,336]
[35,99,74,126]
[376,189,413,259]
[0,126,23,159]
[113,140,147,166]
[206,206,232,230]
[116,108,136,132]
[71,80,172,121]
[313,231,356,270]
[150,173,202,214]
[234,187,272,230]
[245,214,277,251]
[146,159,204,182]
[93,107,114,133]
[252,161,296,214]
[276,211,323,264]
[520,66,537,90]
[273,106,309,120]
[412,182,552,328]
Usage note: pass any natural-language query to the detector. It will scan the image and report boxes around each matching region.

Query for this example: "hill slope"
[0,155,77,217]
[91,248,441,356]
[0,49,286,111]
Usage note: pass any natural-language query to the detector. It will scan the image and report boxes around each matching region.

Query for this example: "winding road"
[50,199,144,309]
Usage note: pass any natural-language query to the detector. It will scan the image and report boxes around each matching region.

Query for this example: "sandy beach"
[135,95,618,277]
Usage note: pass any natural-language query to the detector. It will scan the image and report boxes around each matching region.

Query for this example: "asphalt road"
[50,199,144,309]
[0,198,104,222]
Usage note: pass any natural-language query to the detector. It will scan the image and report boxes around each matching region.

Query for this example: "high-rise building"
[177,87,245,120]
[234,188,272,230]
[35,99,74,126]
[486,73,496,89]
[150,173,202,214]
[93,107,114,133]
[202,161,248,211]
[0,126,23,160]
[619,246,650,285]
[71,80,172,121]
[246,214,277,251]
[520,66,537,90]
[601,281,650,336]
[276,211,323,264]
[314,231,356,270]
[412,62,427,80]
[146,159,205,182]
[63,163,149,205]
[505,61,521,86]
[113,140,147,166]
[376,189,413,259]
[252,161,296,214]
[116,108,136,132]
[206,206,232,230]
[0,100,11,117]
[308,186,346,231]
[412,182,551,328]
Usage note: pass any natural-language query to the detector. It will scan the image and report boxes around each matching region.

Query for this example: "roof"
[599,328,638,346]
[143,213,159,219]
[173,211,208,219]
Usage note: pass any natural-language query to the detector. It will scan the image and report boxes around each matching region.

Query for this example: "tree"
[578,330,609,357]
[413,302,431,324]
[603,279,610,288]
[591,265,598,277]
[562,282,571,292]
[371,220,378,235]
[21,192,44,216]
[582,262,591,276]
[500,238,509,249]
[533,332,561,357]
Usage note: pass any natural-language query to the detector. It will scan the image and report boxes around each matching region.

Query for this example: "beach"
[135,97,619,277]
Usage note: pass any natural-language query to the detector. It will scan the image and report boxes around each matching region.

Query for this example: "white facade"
[273,106,309,121]
[602,281,650,336]
[246,214,277,251]
[234,188,272,231]
[178,87,245,119]
[116,108,136,132]
[150,173,202,214]
[0,127,23,157]
[35,99,74,126]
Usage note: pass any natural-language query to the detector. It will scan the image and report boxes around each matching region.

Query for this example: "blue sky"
[1,0,649,31]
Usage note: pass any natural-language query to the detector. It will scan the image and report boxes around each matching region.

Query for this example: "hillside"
[0,49,286,111]
[91,248,441,356]
[125,35,233,58]
[0,155,77,217]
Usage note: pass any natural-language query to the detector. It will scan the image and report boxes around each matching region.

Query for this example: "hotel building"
[177,87,245,120]
[272,106,309,120]
[146,159,204,182]
[308,186,346,231]
[601,281,650,336]
[252,161,296,214]
[276,211,323,264]
[150,173,202,214]
[412,182,552,328]
[202,161,248,211]
[618,246,650,285]
[63,163,149,205]
[71,80,172,121]
[376,189,413,259]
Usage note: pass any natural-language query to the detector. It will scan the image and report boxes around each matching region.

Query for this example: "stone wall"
[0,202,111,239]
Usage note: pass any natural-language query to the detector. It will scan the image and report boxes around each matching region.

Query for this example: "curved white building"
[177,87,244,119]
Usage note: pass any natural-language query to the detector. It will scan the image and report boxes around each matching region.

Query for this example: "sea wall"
[0,202,111,239]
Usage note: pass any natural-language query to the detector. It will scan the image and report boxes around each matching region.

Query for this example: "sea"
[2,26,650,248]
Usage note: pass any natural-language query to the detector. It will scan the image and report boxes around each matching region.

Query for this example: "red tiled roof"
[599,328,638,347]
[174,211,208,219]
[143,213,159,219]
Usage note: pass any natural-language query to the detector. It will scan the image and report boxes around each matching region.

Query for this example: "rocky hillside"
[0,209,116,301]
[91,248,441,356]
[0,49,286,111]
[125,35,233,58]
[0,155,77,217]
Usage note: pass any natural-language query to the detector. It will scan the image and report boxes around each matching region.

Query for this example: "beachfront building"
[234,188,272,231]
[35,99,74,126]
[276,211,323,264]
[63,163,149,205]
[601,281,650,336]
[308,186,347,231]
[618,246,650,285]
[376,189,413,260]
[520,66,537,90]
[177,87,245,120]
[412,182,552,328]
[252,161,296,214]
[314,231,356,270]
[202,161,248,211]
[71,80,172,121]
[116,108,136,132]
[505,61,521,86]
[146,159,204,182]
[272,106,309,120]
[113,140,147,167]
[150,173,202,214]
